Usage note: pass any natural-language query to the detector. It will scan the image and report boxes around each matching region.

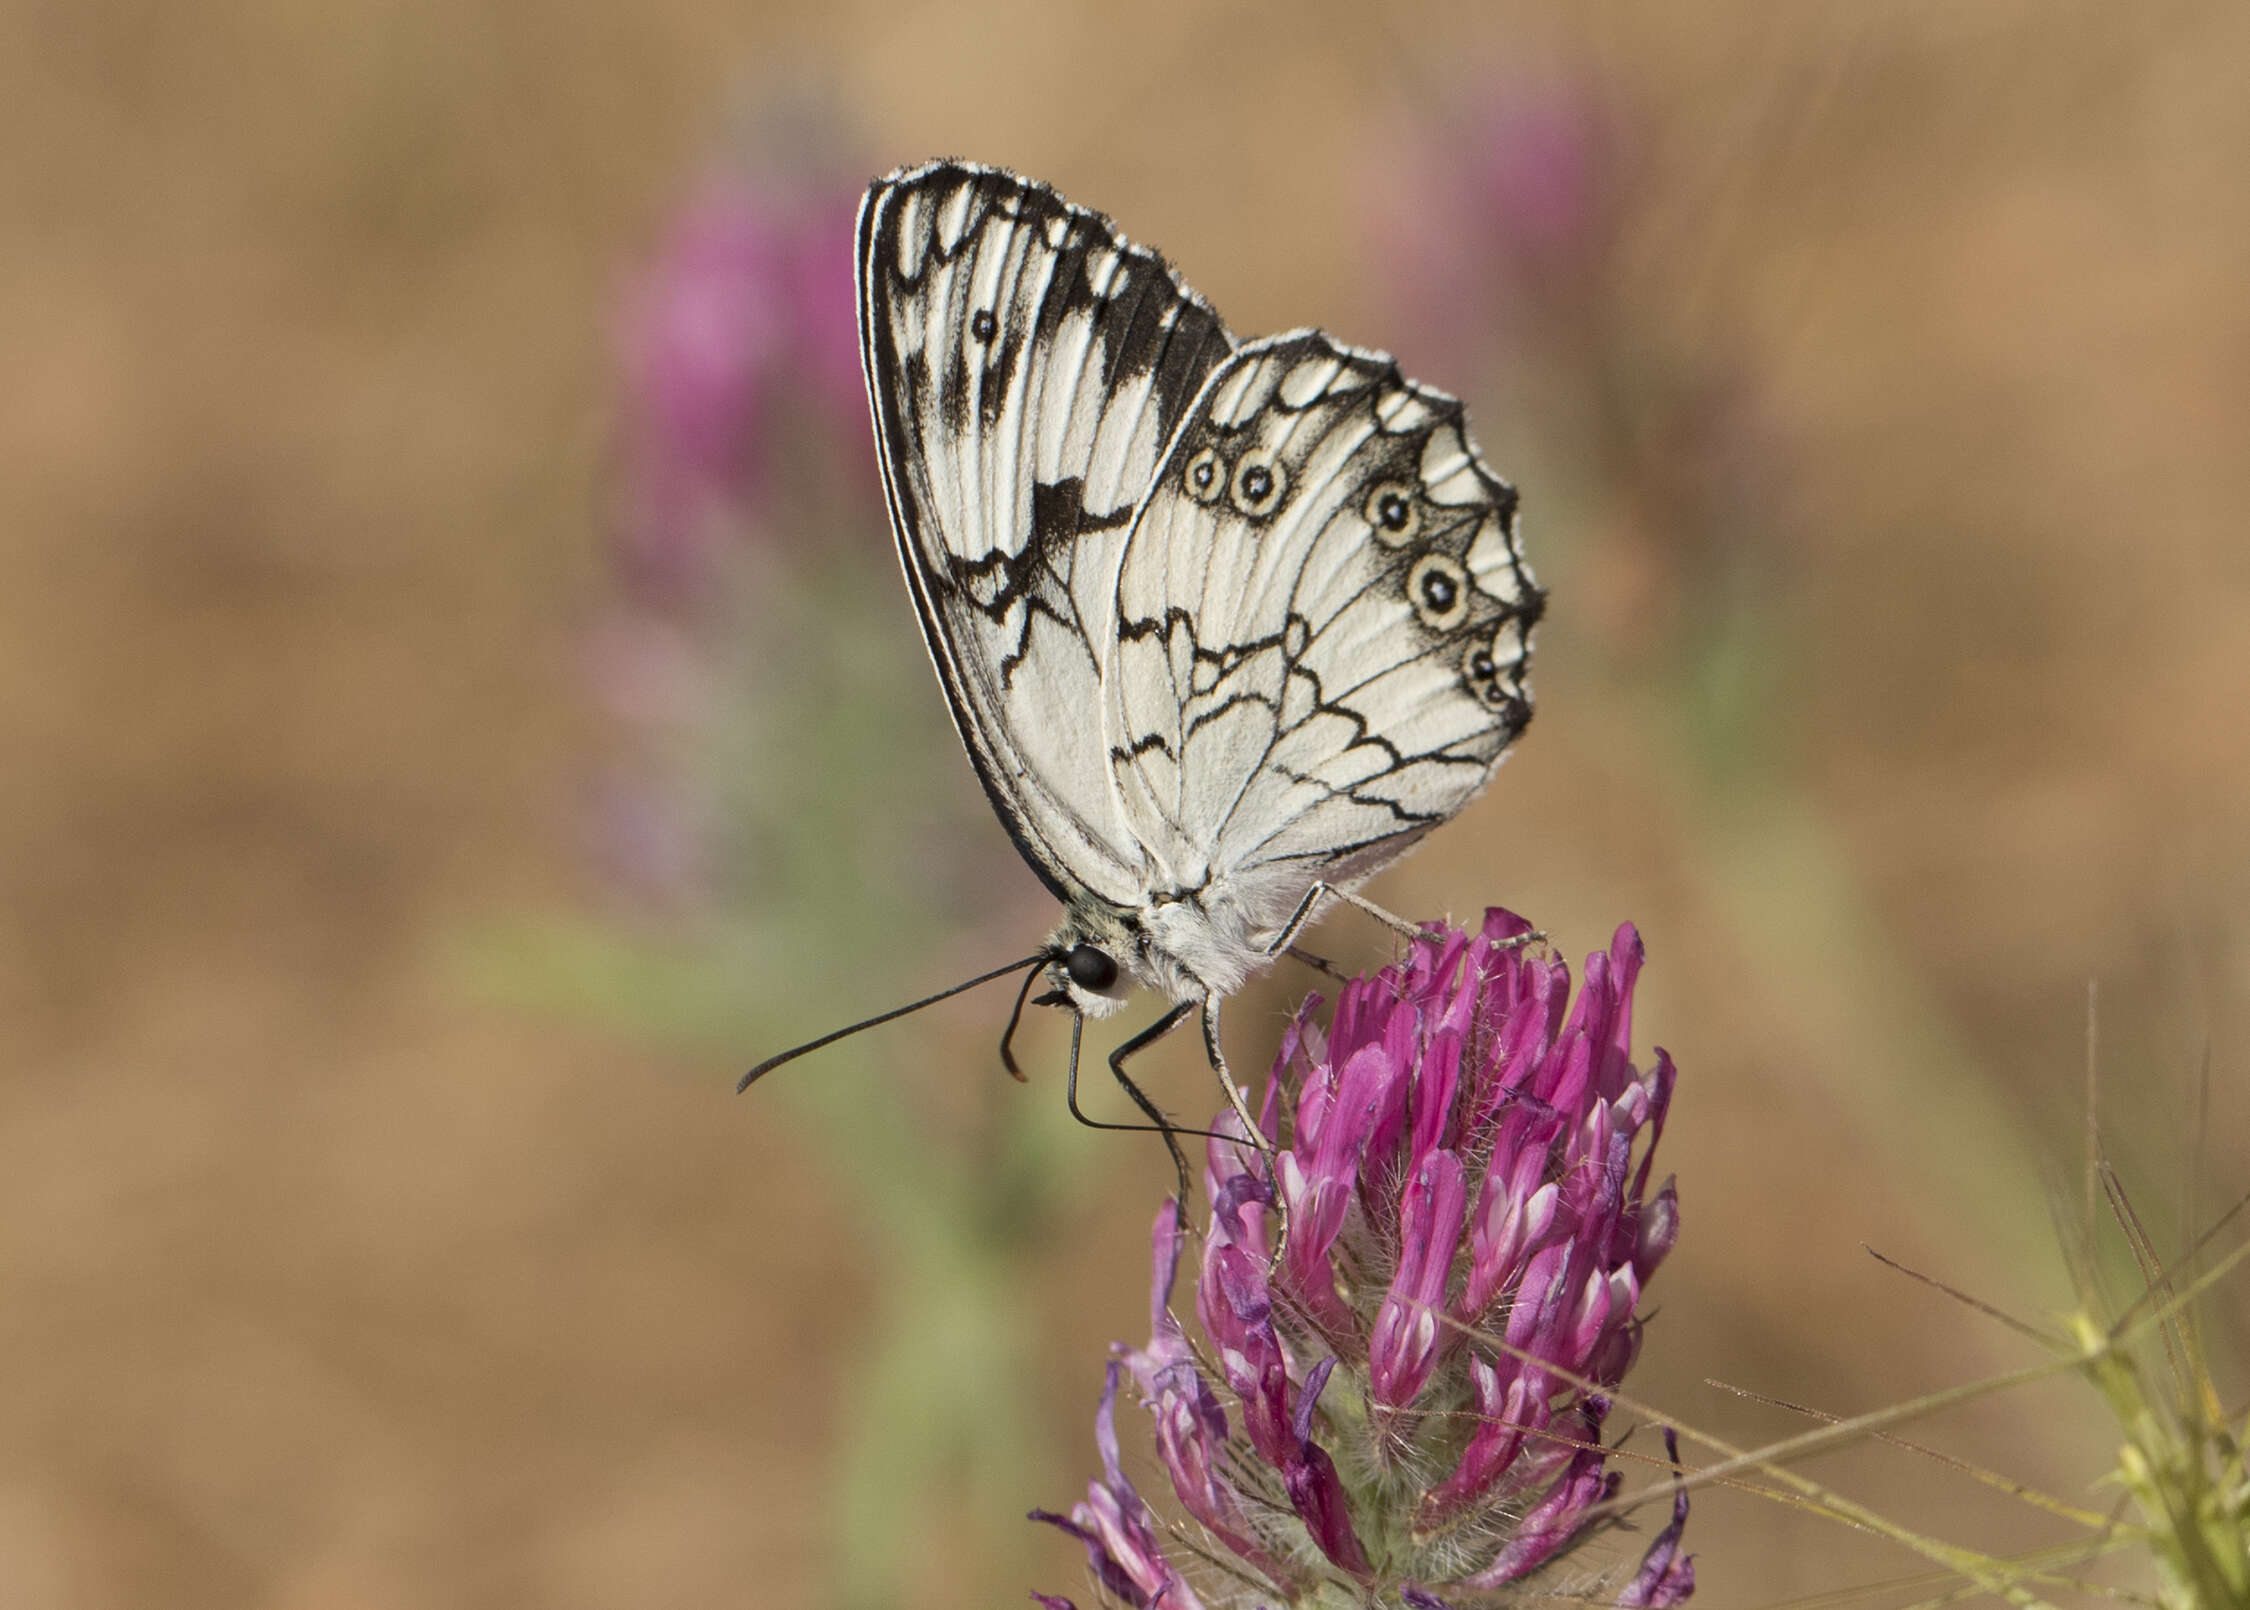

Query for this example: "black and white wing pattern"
[857,161,1236,909]
[1104,332,1541,919]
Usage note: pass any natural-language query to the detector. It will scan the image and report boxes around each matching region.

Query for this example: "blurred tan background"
[5,1,2249,1605]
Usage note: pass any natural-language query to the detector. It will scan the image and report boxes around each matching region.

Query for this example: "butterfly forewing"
[1103,332,1540,906]
[857,162,1236,907]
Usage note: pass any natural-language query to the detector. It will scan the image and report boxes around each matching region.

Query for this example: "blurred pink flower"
[584,141,874,911]
[1377,77,1622,369]
[612,170,866,602]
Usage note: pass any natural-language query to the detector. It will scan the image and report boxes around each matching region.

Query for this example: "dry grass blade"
[1737,1527,2156,1610]
[2099,1163,2194,1405]
[1703,1378,2112,1531]
[1860,1243,2064,1349]
[2109,1184,2250,1339]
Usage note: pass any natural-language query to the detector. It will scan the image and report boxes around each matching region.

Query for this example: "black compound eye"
[1065,944,1119,991]
[970,308,997,342]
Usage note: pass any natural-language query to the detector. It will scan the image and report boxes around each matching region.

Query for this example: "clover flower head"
[1037,909,1693,1607]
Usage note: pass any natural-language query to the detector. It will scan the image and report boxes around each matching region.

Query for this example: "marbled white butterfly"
[746,161,1542,1176]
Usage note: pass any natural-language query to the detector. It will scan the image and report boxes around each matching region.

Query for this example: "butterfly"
[746,160,1541,1176]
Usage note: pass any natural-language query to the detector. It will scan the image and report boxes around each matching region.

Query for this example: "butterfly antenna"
[738,952,1050,1093]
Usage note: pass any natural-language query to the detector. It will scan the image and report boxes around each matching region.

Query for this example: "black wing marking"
[1104,332,1541,905]
[858,160,1237,908]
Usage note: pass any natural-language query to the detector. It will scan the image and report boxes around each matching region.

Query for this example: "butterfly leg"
[1199,996,1290,1262]
[1266,884,1547,960]
[1063,1002,1196,1219]
[1284,945,1349,982]
[1264,881,1428,961]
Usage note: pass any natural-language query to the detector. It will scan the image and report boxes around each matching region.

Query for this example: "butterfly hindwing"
[1104,332,1541,909]
[857,162,1236,908]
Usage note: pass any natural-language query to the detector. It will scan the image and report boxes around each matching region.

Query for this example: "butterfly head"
[1035,908,1141,1018]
